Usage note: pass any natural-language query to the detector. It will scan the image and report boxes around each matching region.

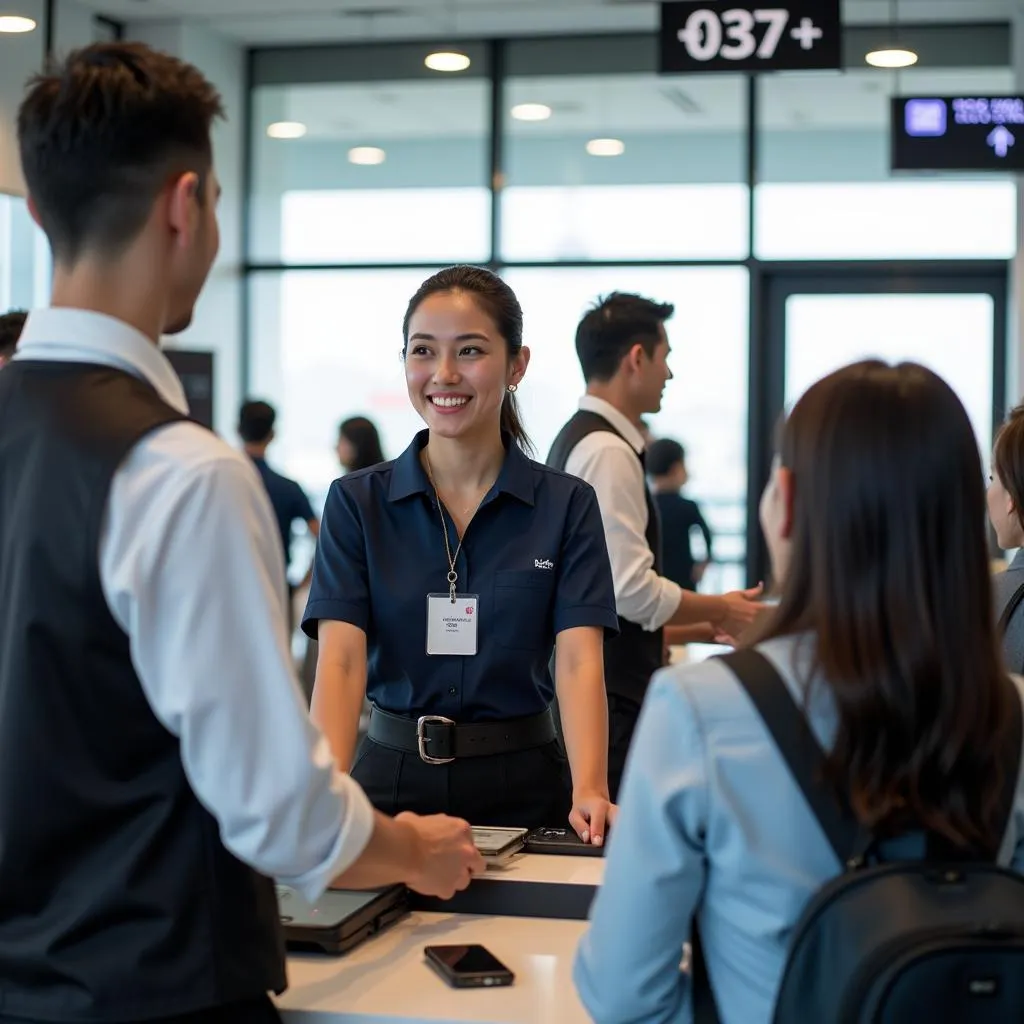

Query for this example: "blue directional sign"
[892,96,1024,172]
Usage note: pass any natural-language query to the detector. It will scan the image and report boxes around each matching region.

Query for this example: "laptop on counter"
[276,884,409,955]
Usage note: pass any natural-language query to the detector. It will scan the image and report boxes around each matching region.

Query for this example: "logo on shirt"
[534,559,555,570]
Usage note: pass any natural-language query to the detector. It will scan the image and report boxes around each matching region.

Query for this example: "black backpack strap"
[997,580,1024,635]
[998,678,1023,846]
[719,649,871,867]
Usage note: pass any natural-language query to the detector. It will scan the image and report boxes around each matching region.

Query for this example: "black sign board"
[660,0,841,74]
[891,97,1024,172]
[164,348,215,429]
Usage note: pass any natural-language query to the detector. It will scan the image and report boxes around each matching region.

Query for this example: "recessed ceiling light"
[511,103,552,122]
[865,48,918,68]
[586,138,625,157]
[0,15,36,33]
[349,146,386,166]
[425,51,471,73]
[266,121,307,140]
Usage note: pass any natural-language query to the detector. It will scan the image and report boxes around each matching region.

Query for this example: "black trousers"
[352,737,572,828]
[0,995,282,1024]
[607,693,642,804]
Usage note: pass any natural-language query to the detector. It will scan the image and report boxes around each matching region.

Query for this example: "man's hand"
[396,812,485,898]
[570,790,617,847]
[715,584,766,641]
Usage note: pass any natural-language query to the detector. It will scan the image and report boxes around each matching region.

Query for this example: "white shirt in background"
[564,395,683,632]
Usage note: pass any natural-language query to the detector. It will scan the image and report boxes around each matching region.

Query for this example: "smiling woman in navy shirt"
[304,266,620,842]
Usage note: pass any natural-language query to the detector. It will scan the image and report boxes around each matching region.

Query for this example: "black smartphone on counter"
[424,944,515,988]
[524,826,605,857]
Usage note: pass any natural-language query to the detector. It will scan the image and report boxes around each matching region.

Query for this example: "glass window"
[504,267,749,593]
[501,63,748,261]
[248,268,438,506]
[0,195,50,311]
[250,70,490,265]
[756,67,1017,259]
[784,293,995,460]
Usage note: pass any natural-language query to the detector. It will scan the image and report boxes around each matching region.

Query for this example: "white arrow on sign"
[987,125,1015,158]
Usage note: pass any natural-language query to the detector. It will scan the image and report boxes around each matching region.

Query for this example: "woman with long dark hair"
[336,415,385,473]
[304,266,619,840]
[575,361,1024,1023]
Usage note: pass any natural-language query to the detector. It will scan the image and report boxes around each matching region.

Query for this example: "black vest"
[0,361,285,1021]
[547,410,664,706]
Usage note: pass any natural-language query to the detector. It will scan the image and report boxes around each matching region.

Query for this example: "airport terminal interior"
[3,0,1024,1022]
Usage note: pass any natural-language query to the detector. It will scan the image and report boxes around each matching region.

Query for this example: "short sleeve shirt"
[303,431,619,721]
[249,456,315,568]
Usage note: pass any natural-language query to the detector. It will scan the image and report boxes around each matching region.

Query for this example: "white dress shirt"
[13,308,374,901]
[564,395,683,632]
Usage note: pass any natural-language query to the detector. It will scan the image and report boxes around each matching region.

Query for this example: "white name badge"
[426,593,479,656]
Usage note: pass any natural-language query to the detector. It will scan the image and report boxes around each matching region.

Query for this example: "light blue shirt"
[574,634,1024,1024]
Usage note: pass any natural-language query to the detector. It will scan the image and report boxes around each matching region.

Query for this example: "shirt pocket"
[491,569,554,651]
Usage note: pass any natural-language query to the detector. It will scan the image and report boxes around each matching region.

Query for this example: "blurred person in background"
[0,309,27,367]
[239,399,319,595]
[647,438,714,592]
[547,292,763,801]
[337,415,385,473]
[988,401,1024,672]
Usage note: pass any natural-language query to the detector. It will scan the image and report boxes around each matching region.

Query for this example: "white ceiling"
[77,0,1023,46]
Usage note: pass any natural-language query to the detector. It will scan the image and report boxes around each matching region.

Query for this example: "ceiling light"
[0,15,36,33]
[425,51,471,73]
[266,121,307,140]
[586,138,625,157]
[511,103,552,122]
[865,48,918,68]
[348,146,386,166]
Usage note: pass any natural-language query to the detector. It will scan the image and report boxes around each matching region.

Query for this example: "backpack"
[693,648,1024,1024]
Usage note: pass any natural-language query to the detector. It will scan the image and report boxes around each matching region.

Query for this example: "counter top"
[278,911,591,1024]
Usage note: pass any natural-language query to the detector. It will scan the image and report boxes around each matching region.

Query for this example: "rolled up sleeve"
[100,429,374,902]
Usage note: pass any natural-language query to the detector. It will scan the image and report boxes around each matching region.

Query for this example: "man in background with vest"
[0,42,482,1024]
[0,308,26,367]
[547,293,764,800]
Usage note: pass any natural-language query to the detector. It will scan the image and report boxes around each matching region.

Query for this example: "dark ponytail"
[403,265,534,455]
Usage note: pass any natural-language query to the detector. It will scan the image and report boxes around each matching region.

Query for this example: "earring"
[507,383,518,393]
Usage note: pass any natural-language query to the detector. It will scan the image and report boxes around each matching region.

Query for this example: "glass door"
[748,263,1009,584]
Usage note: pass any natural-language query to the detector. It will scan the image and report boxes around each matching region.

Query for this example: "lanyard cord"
[424,454,486,603]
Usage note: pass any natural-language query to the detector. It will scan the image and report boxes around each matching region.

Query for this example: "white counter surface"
[480,853,604,886]
[277,911,591,1024]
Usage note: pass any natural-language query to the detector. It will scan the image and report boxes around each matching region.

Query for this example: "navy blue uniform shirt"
[302,431,618,721]
[248,456,315,569]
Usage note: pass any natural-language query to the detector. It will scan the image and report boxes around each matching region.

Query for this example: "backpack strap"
[719,649,872,867]
[997,580,1024,635]
[997,677,1023,849]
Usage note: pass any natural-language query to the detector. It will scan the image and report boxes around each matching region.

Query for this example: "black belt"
[367,705,557,764]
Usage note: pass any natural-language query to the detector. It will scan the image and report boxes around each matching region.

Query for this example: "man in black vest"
[0,309,26,367]
[0,42,483,1024]
[548,293,764,800]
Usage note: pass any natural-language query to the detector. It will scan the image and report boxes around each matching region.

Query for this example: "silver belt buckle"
[417,715,456,765]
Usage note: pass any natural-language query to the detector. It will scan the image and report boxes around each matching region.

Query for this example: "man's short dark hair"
[0,310,27,360]
[17,42,224,264]
[646,438,686,477]
[238,400,276,444]
[575,292,675,383]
